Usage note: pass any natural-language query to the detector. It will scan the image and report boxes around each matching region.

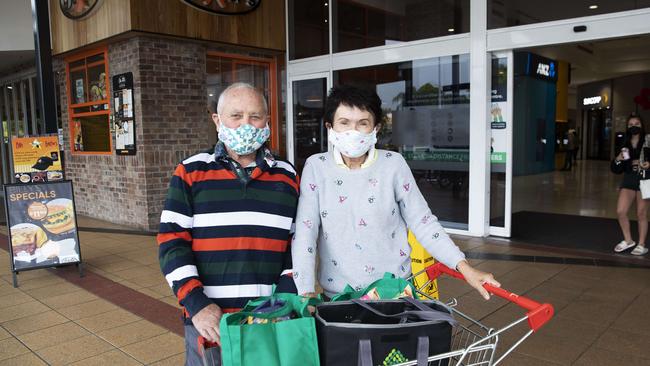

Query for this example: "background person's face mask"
[628,126,642,135]
[218,122,270,156]
[329,128,377,158]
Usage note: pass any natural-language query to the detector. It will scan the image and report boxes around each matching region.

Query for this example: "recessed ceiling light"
[589,5,598,9]
[448,28,455,32]
[6,86,12,90]
[209,93,214,97]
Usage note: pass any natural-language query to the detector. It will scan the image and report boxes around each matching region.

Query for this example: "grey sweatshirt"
[291,149,466,296]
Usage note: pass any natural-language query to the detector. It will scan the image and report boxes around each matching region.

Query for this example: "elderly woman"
[292,85,500,300]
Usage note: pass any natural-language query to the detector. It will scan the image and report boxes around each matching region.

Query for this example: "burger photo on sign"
[42,199,75,235]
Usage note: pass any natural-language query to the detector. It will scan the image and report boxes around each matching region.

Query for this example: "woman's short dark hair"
[324,85,382,126]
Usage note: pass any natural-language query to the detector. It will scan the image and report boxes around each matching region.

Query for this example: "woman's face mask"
[628,126,642,135]
[329,128,377,158]
[218,122,270,156]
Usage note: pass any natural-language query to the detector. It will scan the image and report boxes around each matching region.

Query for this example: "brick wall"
[55,36,211,230]
[56,35,282,230]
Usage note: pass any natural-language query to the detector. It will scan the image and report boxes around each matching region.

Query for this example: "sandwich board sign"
[4,180,83,287]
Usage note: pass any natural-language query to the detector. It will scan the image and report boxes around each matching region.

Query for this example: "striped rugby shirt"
[158,142,299,322]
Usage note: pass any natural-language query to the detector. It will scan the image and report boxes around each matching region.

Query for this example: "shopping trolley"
[399,262,555,366]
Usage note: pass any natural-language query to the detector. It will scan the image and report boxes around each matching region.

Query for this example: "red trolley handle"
[425,262,554,332]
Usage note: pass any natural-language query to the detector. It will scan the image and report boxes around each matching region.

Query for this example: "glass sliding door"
[288,75,329,174]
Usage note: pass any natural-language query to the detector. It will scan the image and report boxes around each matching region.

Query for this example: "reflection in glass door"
[289,76,328,174]
[206,53,278,150]
[489,52,513,237]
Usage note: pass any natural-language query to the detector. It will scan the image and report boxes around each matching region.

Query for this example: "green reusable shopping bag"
[330,273,417,302]
[220,293,321,366]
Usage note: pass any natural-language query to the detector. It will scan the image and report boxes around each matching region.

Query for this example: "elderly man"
[158,83,298,365]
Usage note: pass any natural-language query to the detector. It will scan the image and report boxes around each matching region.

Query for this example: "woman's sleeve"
[291,158,321,295]
[393,154,466,270]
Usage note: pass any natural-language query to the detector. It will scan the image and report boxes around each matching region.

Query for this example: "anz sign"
[515,52,559,82]
[536,62,556,79]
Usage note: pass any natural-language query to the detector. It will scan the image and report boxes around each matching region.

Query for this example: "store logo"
[583,96,602,106]
[59,0,104,20]
[181,0,261,15]
[536,62,556,78]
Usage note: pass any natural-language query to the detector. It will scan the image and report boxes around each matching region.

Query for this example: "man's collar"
[214,141,276,169]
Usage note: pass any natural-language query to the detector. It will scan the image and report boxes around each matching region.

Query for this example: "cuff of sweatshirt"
[444,252,467,272]
[294,276,316,296]
[181,287,214,319]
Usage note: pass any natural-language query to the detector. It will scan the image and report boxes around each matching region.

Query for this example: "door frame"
[488,51,514,238]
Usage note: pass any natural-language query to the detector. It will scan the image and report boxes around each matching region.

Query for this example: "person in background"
[158,83,298,365]
[292,85,500,301]
[562,128,577,171]
[612,113,649,255]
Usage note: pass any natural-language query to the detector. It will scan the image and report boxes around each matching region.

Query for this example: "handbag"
[315,297,456,366]
[641,178,650,199]
[219,293,322,366]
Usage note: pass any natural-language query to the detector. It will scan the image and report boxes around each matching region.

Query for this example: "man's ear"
[212,113,220,131]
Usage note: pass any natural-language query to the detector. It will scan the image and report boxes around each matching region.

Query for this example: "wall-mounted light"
[447,28,455,32]
[589,5,598,9]
[6,86,12,90]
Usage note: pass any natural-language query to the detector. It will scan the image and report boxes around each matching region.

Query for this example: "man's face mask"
[218,122,270,156]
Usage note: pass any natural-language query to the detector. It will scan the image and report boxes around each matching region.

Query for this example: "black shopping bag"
[315,297,455,366]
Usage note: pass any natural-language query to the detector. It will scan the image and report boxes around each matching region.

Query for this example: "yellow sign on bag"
[408,230,439,300]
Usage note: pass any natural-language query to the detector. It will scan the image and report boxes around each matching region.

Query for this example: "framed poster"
[4,181,82,286]
[112,72,136,155]
[11,136,64,183]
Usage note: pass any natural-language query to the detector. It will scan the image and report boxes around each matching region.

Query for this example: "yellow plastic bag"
[408,230,439,300]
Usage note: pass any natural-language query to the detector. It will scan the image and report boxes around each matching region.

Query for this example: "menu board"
[112,72,136,155]
[11,136,64,183]
[4,181,81,275]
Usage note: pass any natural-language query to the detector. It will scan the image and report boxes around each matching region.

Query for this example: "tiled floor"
[513,160,622,219]
[1,215,650,365]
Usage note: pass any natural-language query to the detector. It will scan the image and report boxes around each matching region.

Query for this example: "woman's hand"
[616,151,625,162]
[456,260,501,300]
[641,161,650,170]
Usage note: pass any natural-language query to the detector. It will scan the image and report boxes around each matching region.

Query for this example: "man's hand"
[456,260,501,300]
[191,304,223,345]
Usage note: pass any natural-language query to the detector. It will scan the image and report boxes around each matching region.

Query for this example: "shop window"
[65,49,111,154]
[333,0,469,53]
[206,53,280,152]
[288,0,330,60]
[488,0,650,29]
[334,54,471,228]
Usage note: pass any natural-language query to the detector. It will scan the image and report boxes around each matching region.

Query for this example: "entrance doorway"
[506,34,650,259]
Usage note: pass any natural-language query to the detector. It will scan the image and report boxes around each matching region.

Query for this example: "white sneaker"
[614,240,636,253]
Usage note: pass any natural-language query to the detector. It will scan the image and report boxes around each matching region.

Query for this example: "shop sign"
[181,0,261,15]
[490,152,506,164]
[402,150,469,163]
[4,181,82,286]
[60,0,104,20]
[583,96,602,106]
[515,52,558,82]
[11,136,64,184]
[112,72,136,155]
